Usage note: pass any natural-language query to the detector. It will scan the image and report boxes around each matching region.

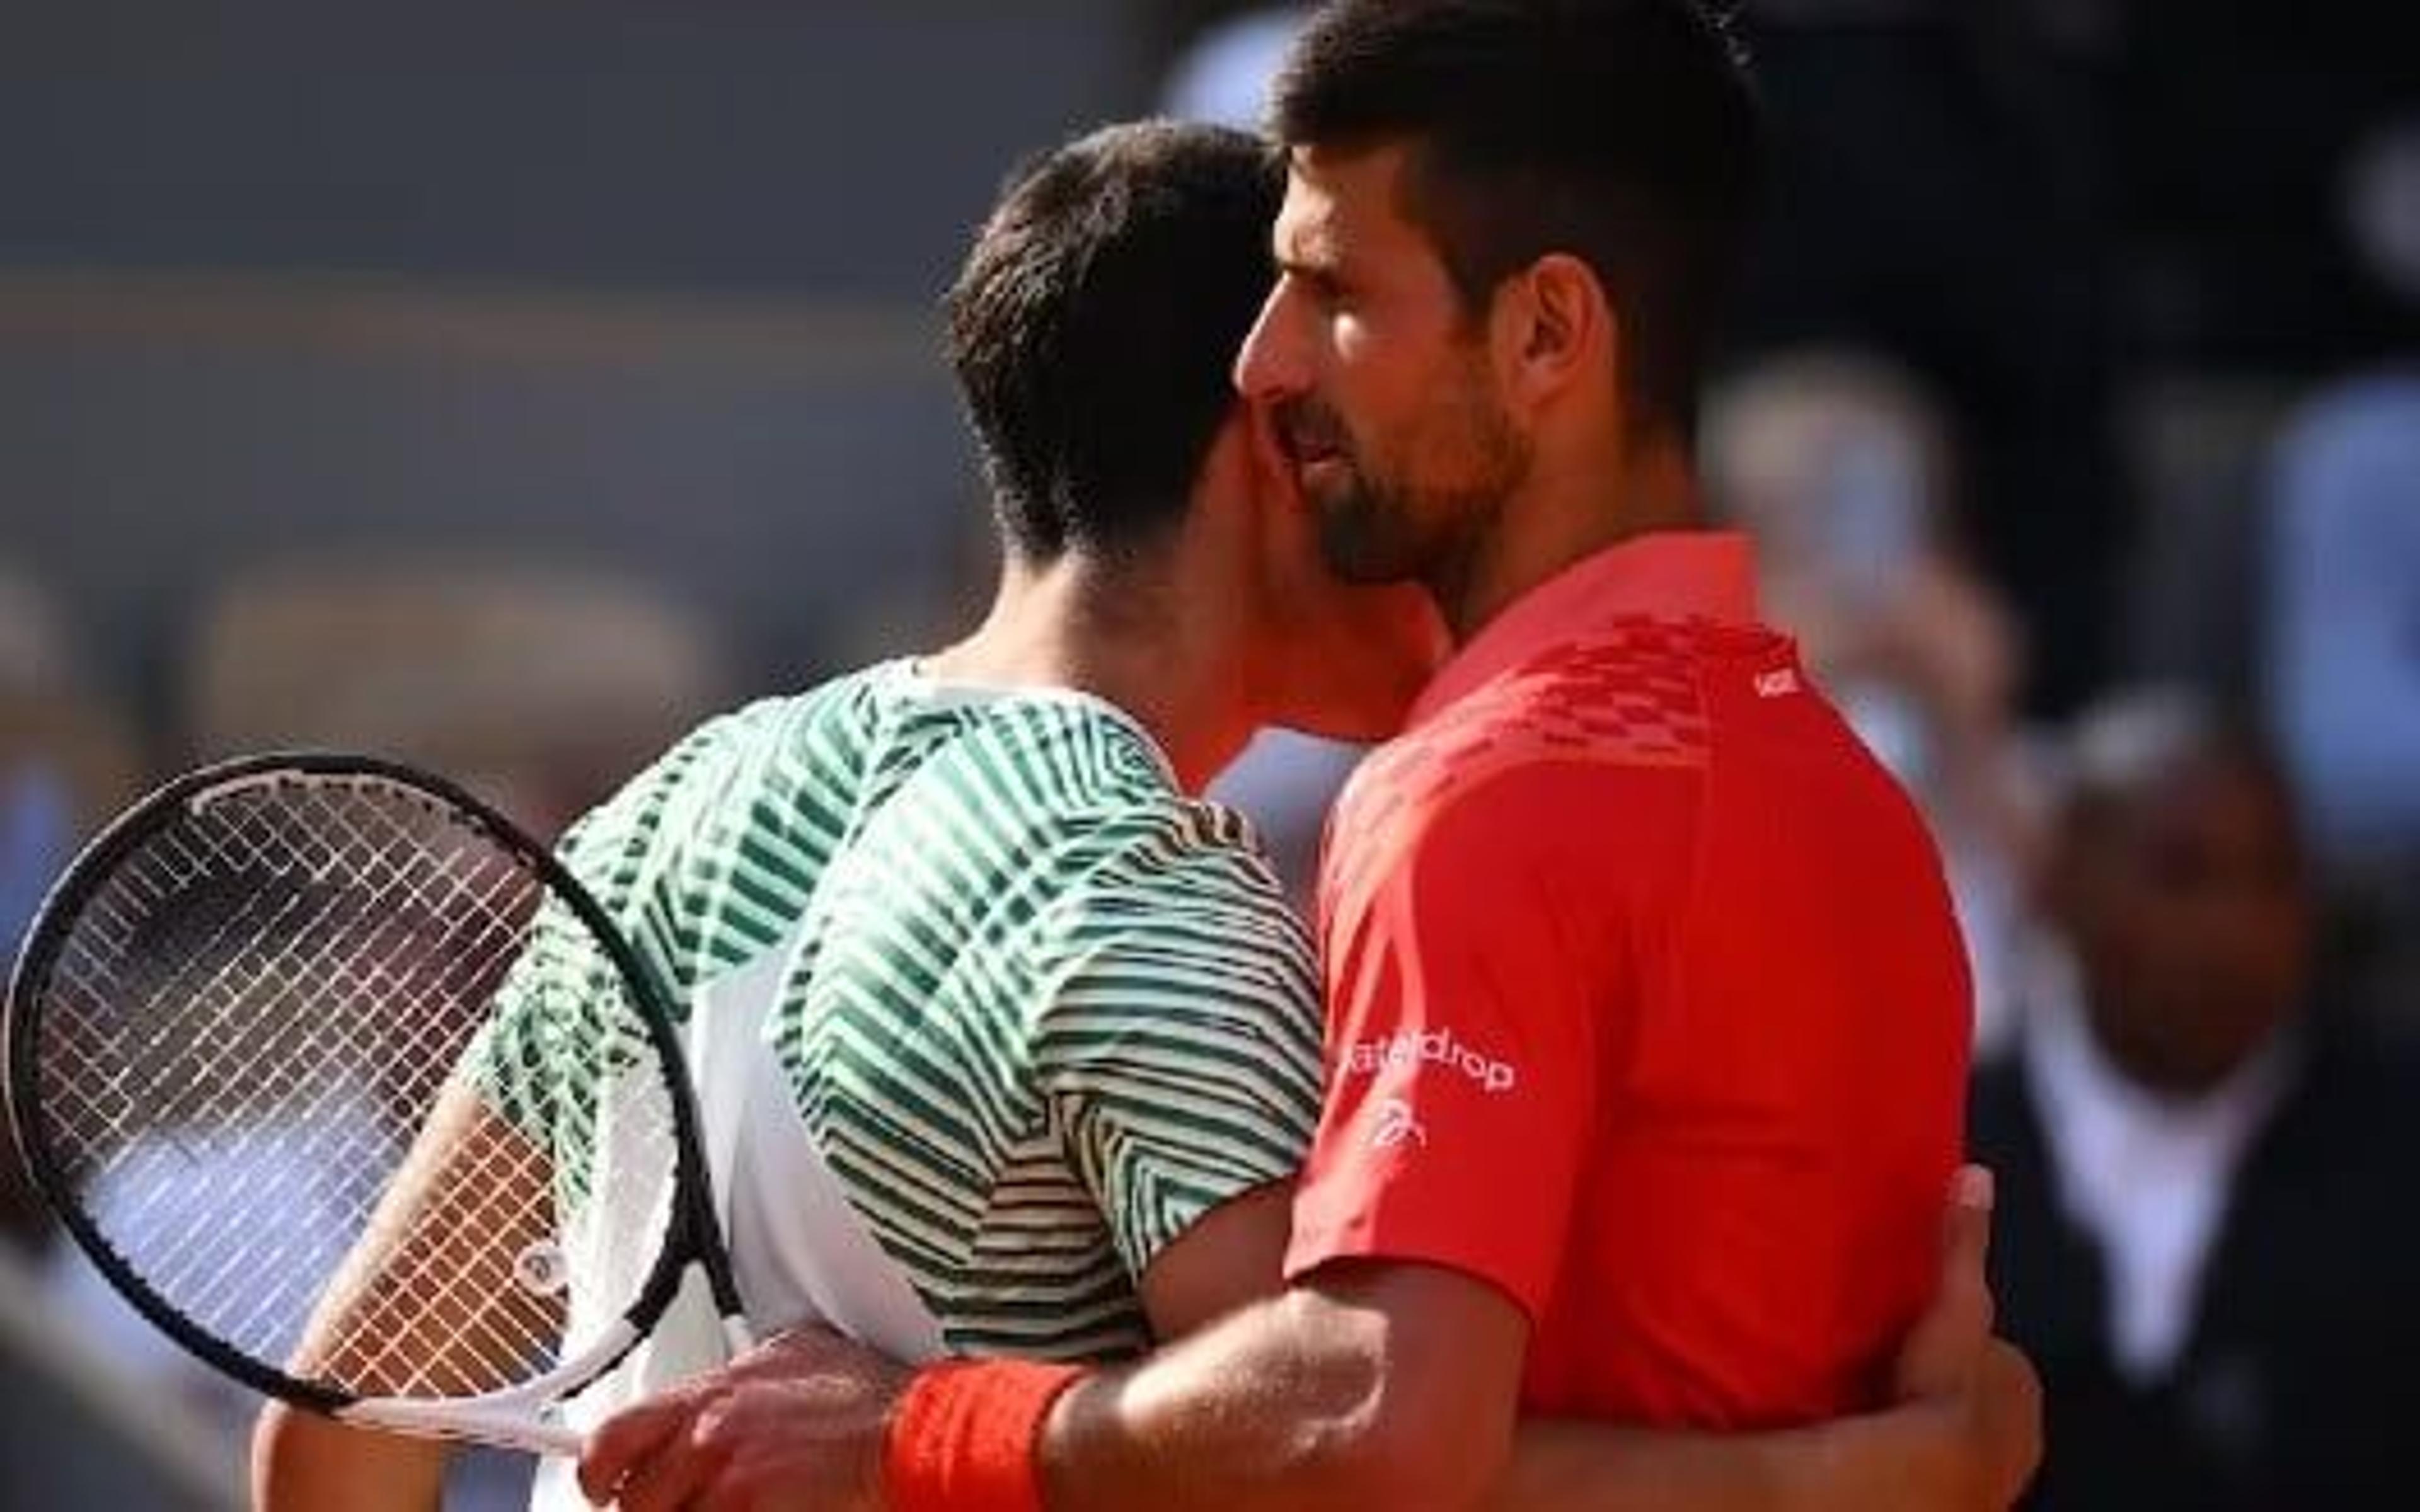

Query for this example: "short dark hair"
[2061,689,2298,838]
[1270,0,1765,433]
[947,121,1282,561]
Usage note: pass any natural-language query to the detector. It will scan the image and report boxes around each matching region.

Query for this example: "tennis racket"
[5,751,753,1457]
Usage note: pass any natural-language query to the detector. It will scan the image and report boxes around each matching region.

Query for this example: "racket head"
[4,750,727,1420]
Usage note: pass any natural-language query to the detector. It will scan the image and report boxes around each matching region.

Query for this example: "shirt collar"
[2018,941,2298,1380]
[2022,942,2296,1157]
[1410,530,1760,726]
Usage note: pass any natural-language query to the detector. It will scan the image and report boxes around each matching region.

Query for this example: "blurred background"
[1,1,2414,1506]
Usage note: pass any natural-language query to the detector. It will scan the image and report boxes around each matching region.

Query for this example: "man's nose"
[1234,281,1305,404]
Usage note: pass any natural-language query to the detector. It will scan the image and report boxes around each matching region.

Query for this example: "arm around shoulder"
[1040,1259,1531,1512]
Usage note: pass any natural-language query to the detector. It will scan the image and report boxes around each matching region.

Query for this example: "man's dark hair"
[948,121,1281,560]
[2061,689,2300,843]
[1271,0,1765,433]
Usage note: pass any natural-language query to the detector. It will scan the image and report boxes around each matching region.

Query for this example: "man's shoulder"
[1361,616,1746,811]
[565,688,827,845]
[597,668,895,809]
[1022,798,1320,1077]
[550,672,899,953]
[1037,794,1301,954]
[1335,637,1722,885]
[875,677,1205,830]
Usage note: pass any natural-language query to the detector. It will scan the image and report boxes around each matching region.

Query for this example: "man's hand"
[1886,1166,2044,1509]
[1481,1165,2043,1512]
[1896,1166,2000,1400]
[574,1182,1292,1509]
[577,1326,911,1511]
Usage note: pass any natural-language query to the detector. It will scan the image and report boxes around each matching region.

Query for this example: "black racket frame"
[4,750,742,1416]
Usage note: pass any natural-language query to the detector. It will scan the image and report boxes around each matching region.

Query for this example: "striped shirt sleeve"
[1032,830,1325,1283]
[464,716,737,1194]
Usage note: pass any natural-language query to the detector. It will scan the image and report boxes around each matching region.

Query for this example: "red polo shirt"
[1284,532,1971,1426]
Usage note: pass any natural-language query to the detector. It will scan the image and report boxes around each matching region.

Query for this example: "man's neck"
[923,554,1260,795]
[1439,433,1702,644]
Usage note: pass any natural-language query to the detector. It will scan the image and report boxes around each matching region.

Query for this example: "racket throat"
[335,1316,642,1458]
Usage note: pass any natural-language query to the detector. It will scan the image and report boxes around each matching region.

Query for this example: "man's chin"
[1315,493,1423,587]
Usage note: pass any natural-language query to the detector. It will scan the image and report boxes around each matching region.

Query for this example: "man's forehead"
[1276,143,1414,253]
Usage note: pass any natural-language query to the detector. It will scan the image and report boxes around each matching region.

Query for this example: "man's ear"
[1493,252,1616,415]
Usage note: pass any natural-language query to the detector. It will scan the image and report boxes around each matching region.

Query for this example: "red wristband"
[882,1359,1088,1512]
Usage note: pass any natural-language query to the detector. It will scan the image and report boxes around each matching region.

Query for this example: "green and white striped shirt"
[475,660,1323,1362]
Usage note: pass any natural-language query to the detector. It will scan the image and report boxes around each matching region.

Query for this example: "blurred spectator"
[2109,7,2416,734]
[2260,372,2420,1036]
[1972,689,2418,1510]
[2261,373,2420,881]
[1734,0,2121,718]
[185,559,729,840]
[2113,0,2420,370]
[1704,350,2041,1050]
[2346,117,2420,316]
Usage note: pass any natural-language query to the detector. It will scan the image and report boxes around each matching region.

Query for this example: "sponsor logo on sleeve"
[1372,1097,1428,1149]
[1344,1028,1519,1094]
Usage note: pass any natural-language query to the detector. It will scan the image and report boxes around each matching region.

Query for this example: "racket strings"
[26,776,677,1400]
[45,789,504,1162]
[299,1107,566,1397]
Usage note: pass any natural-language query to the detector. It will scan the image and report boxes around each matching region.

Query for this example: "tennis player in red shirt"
[579,4,2038,1508]
[1297,527,1970,1427]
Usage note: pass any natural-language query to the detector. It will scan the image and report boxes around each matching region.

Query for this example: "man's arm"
[575,1227,1521,1512]
[1040,1257,1524,1512]
[254,1082,560,1511]
[1488,1373,2033,1512]
[1132,1181,1296,1339]
[253,1411,449,1512]
[260,728,730,1511]
[576,1172,2040,1512]
[1044,1166,2035,1512]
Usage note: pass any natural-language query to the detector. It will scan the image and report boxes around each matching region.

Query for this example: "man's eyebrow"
[1274,228,1347,280]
